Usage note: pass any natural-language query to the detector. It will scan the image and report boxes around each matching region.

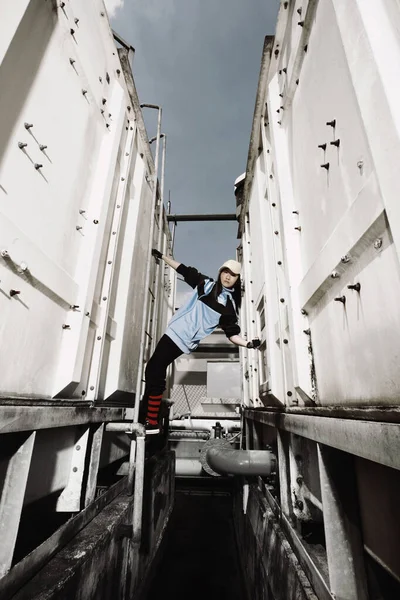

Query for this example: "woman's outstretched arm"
[152,249,181,271]
[229,335,261,349]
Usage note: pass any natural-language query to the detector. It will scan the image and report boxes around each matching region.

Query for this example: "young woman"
[142,249,261,434]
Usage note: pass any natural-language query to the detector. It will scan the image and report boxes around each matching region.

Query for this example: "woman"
[143,249,261,434]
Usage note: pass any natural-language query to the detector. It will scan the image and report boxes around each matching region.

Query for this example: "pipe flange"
[199,439,232,477]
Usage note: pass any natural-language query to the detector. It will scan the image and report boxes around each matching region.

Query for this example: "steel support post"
[317,443,369,600]
[277,429,293,519]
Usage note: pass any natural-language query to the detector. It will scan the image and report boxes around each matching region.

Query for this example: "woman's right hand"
[152,248,163,261]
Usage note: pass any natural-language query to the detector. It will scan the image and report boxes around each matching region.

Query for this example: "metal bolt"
[70,28,75,35]
[10,290,21,297]
[287,391,292,396]
[331,271,339,278]
[321,163,330,170]
[86,312,90,317]
[301,309,308,316]
[97,336,101,340]
[112,231,116,235]
[60,1,65,6]
[76,225,83,230]
[70,305,79,309]
[99,76,103,83]
[74,18,79,24]
[298,20,305,26]
[297,7,302,15]
[39,145,47,151]
[277,261,282,265]
[1,250,9,258]
[334,296,346,304]
[274,49,279,57]
[76,445,81,451]
[272,203,276,207]
[318,143,327,151]
[303,329,311,335]
[294,499,304,511]
[93,219,99,224]
[283,339,288,344]
[330,139,340,148]
[117,204,121,208]
[24,123,33,130]
[62,324,71,329]
[18,142,27,149]
[280,298,285,303]
[69,58,76,65]
[121,177,125,181]
[90,385,95,391]
[108,260,112,264]
[102,296,107,301]
[296,476,303,484]
[34,164,43,170]
[282,68,287,73]
[341,254,351,263]
[72,467,78,473]
[102,98,107,104]
[82,89,88,96]
[347,283,361,292]
[277,121,281,125]
[373,238,383,250]
[274,230,279,235]
[326,119,336,128]
[116,69,121,75]
[294,226,302,231]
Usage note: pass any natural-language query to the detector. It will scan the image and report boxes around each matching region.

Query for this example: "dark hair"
[216,272,242,313]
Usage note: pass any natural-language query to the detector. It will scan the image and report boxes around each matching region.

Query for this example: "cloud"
[104,0,124,18]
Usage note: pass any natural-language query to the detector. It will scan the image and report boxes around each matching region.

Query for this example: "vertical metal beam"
[0,431,36,577]
[317,443,368,600]
[56,426,90,512]
[84,423,105,506]
[277,430,292,518]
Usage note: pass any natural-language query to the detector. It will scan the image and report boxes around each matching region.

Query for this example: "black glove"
[247,339,261,349]
[152,248,163,263]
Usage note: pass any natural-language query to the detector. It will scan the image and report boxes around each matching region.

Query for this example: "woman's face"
[219,268,239,289]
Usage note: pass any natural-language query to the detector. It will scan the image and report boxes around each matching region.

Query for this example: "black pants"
[144,334,183,398]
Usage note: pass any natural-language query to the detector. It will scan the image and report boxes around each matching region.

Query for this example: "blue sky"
[106,0,279,300]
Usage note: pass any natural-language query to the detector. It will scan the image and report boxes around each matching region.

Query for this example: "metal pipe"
[132,104,162,423]
[170,419,240,432]
[175,458,204,477]
[151,134,167,353]
[167,213,236,222]
[205,448,276,476]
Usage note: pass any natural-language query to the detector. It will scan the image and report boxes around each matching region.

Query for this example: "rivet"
[108,260,112,264]
[296,476,303,484]
[340,254,351,263]
[277,121,281,125]
[70,305,79,309]
[39,145,47,151]
[282,68,287,74]
[74,18,79,25]
[298,20,305,26]
[272,203,276,207]
[326,119,336,128]
[97,336,102,340]
[10,290,21,297]
[112,231,116,235]
[283,339,288,344]
[274,230,279,235]
[321,163,330,170]
[72,467,78,473]
[117,204,121,208]
[274,49,279,57]
[287,391,293,396]
[269,174,273,179]
[121,177,125,181]
[277,261,282,265]
[294,226,301,231]
[347,283,361,292]
[24,123,33,130]
[76,445,81,451]
[18,142,27,149]
[318,143,327,151]
[334,296,346,304]
[280,298,285,303]
[62,324,71,329]
[300,309,308,316]
[93,219,99,224]
[330,139,340,148]
[297,7,302,15]
[70,28,75,35]
[331,271,339,278]
[69,58,76,65]
[100,11,105,16]
[102,98,107,105]
[76,225,83,230]
[373,238,383,250]
[82,89,88,95]
[34,164,43,170]
[116,69,121,75]
[303,329,311,335]
[81,390,86,395]
[102,296,107,301]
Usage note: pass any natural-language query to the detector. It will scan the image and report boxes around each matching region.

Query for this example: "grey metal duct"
[205,448,276,476]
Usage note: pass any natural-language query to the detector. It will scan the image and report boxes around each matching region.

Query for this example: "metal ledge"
[0,406,126,434]
[246,409,400,471]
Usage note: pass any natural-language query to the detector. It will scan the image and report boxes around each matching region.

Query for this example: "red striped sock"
[146,395,162,424]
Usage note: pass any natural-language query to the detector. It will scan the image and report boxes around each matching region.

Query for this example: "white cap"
[219,259,241,275]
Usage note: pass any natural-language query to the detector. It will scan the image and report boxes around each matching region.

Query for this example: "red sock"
[146,395,162,425]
